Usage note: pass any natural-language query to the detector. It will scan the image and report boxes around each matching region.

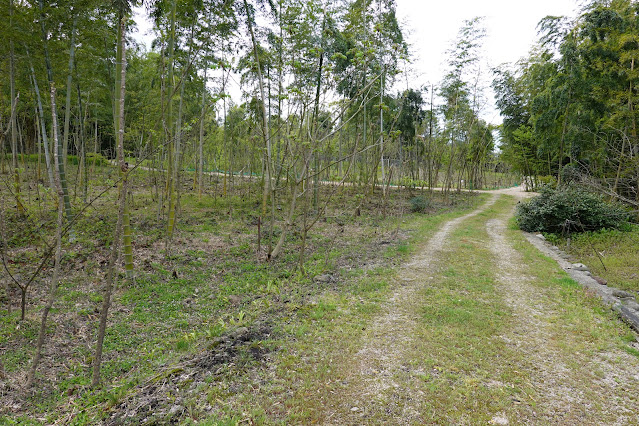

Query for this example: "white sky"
[394,0,580,122]
[133,0,581,123]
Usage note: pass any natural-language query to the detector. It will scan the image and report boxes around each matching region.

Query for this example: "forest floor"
[2,177,639,424]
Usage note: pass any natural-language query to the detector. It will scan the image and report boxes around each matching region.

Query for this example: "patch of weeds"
[307,300,337,320]
[552,224,639,294]
[353,277,389,295]
[88,292,103,304]
[409,196,432,213]
[622,344,639,358]
[176,339,190,352]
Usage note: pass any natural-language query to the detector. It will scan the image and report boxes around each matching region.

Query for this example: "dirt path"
[486,213,639,423]
[323,195,499,424]
[319,191,639,424]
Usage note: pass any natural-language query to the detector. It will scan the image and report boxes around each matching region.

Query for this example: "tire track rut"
[324,195,499,424]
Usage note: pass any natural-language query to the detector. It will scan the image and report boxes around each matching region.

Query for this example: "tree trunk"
[243,0,273,218]
[39,0,73,228]
[29,56,56,193]
[198,72,207,200]
[63,15,77,175]
[9,0,24,214]
[166,0,177,239]
[92,15,129,386]
[26,84,65,389]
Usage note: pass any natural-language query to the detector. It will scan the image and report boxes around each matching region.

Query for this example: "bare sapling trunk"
[243,0,273,218]
[270,155,309,260]
[0,187,32,321]
[39,0,73,230]
[63,16,77,174]
[92,16,129,387]
[166,0,177,241]
[198,72,207,200]
[26,83,65,389]
[0,197,13,316]
[9,0,25,215]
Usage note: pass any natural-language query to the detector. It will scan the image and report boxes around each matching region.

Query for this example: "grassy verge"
[545,225,639,295]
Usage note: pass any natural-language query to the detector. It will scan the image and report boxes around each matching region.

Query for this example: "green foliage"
[409,196,431,213]
[515,185,630,233]
[552,224,639,293]
[494,2,639,204]
[537,175,557,188]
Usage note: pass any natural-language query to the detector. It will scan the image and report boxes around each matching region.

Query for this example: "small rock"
[572,263,589,272]
[232,327,249,340]
[313,274,334,283]
[613,290,634,300]
[169,405,183,416]
[535,234,546,241]
[228,295,241,305]
[350,407,359,412]
[593,276,607,286]
[489,414,509,425]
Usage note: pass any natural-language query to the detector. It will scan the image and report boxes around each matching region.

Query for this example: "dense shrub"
[516,185,630,233]
[410,196,431,213]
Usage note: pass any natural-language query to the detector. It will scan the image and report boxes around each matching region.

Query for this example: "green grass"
[1,162,484,423]
[196,195,489,424]
[9,163,636,424]
[547,224,639,294]
[393,197,524,423]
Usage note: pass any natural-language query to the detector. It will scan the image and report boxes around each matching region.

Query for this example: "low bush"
[409,196,431,213]
[537,175,557,188]
[515,185,630,233]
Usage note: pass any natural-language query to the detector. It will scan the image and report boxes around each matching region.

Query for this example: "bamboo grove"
[0,0,505,386]
[493,0,639,205]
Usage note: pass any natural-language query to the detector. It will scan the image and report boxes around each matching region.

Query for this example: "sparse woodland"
[1,0,638,423]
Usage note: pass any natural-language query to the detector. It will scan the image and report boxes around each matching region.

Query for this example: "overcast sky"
[394,0,580,109]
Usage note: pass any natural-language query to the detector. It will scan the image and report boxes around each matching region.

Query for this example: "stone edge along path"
[525,233,639,332]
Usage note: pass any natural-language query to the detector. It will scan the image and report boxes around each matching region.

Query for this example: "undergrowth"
[0,164,480,424]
